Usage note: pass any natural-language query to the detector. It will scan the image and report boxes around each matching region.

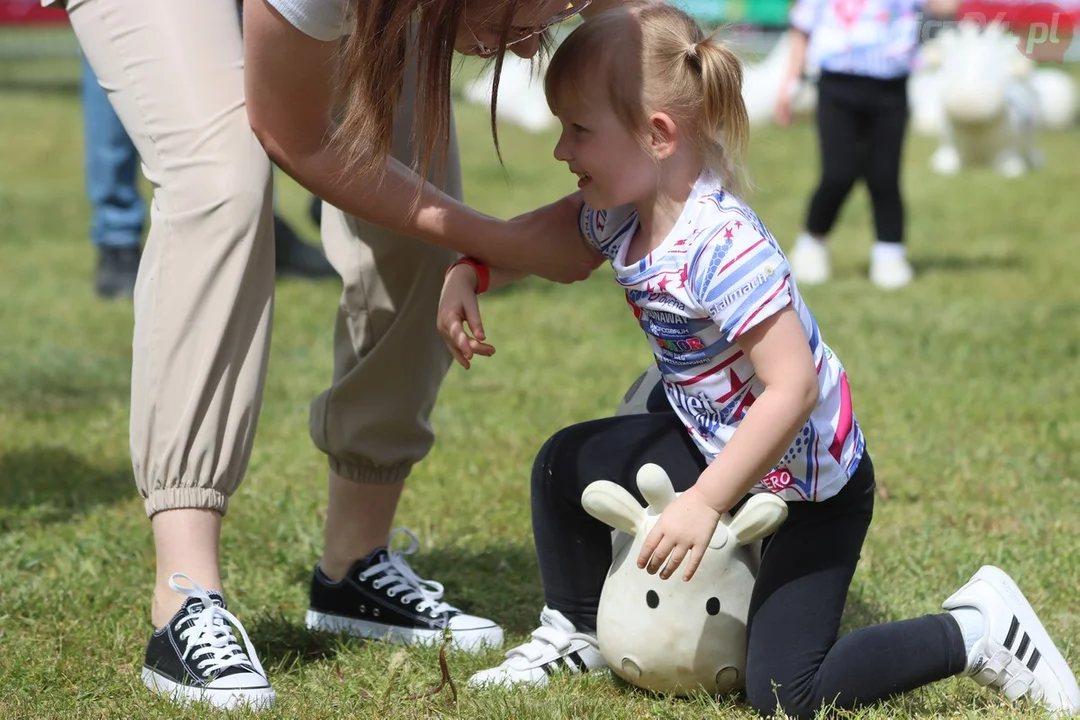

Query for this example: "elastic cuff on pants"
[145,488,230,519]
[329,457,413,485]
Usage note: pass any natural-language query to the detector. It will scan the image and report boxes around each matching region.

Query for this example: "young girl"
[438,4,1080,717]
[777,0,959,290]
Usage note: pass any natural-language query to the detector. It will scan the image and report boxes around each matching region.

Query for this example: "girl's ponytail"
[691,36,751,195]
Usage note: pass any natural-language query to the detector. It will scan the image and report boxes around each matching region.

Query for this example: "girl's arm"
[635,305,819,581]
[691,307,819,514]
[782,28,810,90]
[243,0,595,284]
[924,0,961,17]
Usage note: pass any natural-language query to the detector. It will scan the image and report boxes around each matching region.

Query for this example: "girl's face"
[456,0,591,59]
[552,91,659,210]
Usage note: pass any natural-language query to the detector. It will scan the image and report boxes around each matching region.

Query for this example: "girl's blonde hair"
[544,2,751,195]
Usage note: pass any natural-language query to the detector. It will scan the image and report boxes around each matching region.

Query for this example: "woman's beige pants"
[65,0,459,517]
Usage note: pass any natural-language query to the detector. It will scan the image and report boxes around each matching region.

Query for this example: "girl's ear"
[647,111,678,160]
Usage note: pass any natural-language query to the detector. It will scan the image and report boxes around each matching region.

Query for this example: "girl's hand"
[774,82,794,127]
[437,265,495,369]
[636,487,723,582]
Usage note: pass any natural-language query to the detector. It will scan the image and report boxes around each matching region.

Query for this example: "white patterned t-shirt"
[790,0,926,79]
[580,173,864,503]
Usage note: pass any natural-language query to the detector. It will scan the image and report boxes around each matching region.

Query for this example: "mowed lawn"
[1,30,1078,720]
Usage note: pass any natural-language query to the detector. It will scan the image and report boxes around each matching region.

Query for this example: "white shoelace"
[169,573,267,679]
[357,528,456,617]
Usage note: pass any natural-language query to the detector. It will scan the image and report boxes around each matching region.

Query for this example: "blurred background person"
[775,0,960,290]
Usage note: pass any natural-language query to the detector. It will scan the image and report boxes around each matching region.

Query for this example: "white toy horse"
[922,20,1041,177]
[1029,67,1078,130]
[582,463,788,696]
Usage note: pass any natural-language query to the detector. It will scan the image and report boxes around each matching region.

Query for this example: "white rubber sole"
[946,565,1080,713]
[305,609,503,652]
[141,667,275,711]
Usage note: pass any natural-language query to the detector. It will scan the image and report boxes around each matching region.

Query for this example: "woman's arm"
[243,0,594,283]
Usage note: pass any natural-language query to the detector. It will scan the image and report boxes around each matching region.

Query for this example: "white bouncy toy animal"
[921,21,1041,178]
[582,463,788,696]
[1029,67,1078,130]
[615,364,665,416]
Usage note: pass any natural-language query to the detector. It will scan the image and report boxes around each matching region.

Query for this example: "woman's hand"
[636,486,723,582]
[437,265,495,369]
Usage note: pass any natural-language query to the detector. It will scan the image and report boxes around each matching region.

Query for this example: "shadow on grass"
[246,609,359,672]
[410,542,545,637]
[0,77,80,96]
[907,252,1026,276]
[0,447,133,533]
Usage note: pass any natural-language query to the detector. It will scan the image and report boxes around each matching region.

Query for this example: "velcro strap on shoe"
[974,649,1042,703]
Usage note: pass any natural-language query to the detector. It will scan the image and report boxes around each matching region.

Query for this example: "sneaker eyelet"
[387,590,397,598]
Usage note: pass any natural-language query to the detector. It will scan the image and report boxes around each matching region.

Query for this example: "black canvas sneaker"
[142,573,275,710]
[306,528,504,652]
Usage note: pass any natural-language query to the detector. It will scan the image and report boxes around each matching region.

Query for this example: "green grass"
[2,30,1079,720]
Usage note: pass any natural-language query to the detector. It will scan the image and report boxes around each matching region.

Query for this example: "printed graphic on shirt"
[789,0,925,79]
[580,174,864,503]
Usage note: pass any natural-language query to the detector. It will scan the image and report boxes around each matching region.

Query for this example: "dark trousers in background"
[805,71,910,245]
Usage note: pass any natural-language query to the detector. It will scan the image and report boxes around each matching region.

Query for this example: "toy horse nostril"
[622,658,643,678]
[716,666,740,692]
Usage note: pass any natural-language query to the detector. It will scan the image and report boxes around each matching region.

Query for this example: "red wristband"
[446,257,490,295]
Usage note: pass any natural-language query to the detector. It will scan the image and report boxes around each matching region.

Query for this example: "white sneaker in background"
[788,233,831,286]
[869,241,914,289]
[943,565,1080,716]
[467,606,606,689]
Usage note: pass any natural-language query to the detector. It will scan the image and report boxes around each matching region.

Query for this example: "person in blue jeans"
[80,55,336,299]
[81,53,145,298]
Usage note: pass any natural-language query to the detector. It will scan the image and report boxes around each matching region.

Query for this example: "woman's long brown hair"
[331,0,526,200]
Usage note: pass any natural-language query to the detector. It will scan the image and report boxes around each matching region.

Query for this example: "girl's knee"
[745,671,820,720]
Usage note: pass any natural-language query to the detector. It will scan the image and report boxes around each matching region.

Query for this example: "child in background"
[438,3,1080,717]
[777,0,960,289]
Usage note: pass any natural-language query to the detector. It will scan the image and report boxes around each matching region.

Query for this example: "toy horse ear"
[635,463,677,513]
[728,493,788,546]
[582,480,646,537]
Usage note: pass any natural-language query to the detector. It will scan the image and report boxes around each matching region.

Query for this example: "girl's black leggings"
[805,71,910,245]
[530,411,967,718]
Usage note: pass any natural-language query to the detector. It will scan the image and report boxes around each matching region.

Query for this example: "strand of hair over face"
[331,0,538,211]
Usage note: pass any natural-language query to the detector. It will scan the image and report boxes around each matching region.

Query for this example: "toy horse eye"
[646,590,659,608]
[706,597,721,616]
